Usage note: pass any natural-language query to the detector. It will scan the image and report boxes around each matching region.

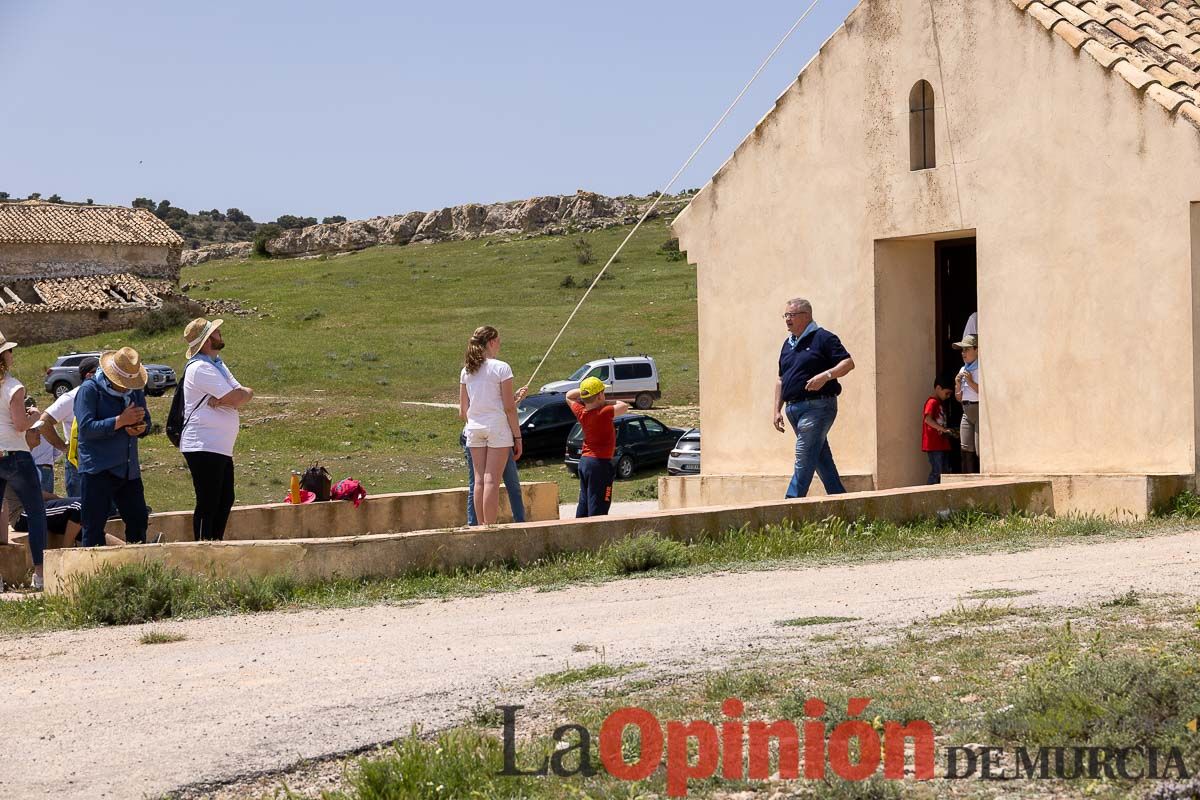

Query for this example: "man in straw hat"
[180,318,253,541]
[74,346,152,547]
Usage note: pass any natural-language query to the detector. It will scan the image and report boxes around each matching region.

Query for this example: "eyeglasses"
[782,312,807,319]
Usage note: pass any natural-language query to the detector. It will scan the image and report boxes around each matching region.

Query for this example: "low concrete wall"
[941,473,1193,520]
[658,473,875,510]
[103,482,559,543]
[44,479,1053,593]
[0,543,31,587]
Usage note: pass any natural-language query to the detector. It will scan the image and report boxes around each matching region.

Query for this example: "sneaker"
[31,573,43,591]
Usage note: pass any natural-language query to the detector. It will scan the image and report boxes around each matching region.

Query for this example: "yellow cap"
[579,377,605,400]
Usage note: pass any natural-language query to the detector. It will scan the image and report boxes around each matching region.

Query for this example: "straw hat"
[0,331,16,357]
[952,334,979,350]
[100,347,148,391]
[184,317,224,359]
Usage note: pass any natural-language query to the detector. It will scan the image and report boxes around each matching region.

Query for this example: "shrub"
[573,237,593,266]
[1166,491,1200,519]
[629,482,658,501]
[604,533,687,574]
[658,237,684,262]
[137,301,194,336]
[559,274,577,289]
[253,223,281,257]
[322,215,347,224]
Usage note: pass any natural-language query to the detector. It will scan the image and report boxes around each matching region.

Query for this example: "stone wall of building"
[0,242,180,282]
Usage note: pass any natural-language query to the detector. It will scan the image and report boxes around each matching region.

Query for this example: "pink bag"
[332,478,367,508]
[284,490,316,504]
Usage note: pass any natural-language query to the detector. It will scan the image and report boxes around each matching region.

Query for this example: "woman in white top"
[459,326,522,525]
[0,333,49,589]
[953,333,981,474]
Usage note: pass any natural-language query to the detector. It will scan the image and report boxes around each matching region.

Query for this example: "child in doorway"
[565,377,630,518]
[922,379,956,484]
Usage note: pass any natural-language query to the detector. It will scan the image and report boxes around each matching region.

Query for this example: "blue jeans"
[80,471,148,546]
[462,438,525,526]
[0,452,47,567]
[926,450,949,485]
[37,464,54,495]
[65,460,80,497]
[784,397,846,498]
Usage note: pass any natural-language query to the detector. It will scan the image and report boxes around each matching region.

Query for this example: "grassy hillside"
[14,219,698,511]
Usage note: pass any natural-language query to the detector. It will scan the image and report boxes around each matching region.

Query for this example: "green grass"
[138,629,186,645]
[963,587,1038,600]
[12,219,696,511]
[276,599,1200,799]
[533,663,629,689]
[1,509,1185,636]
[775,615,861,627]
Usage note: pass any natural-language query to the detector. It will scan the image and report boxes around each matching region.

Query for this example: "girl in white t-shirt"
[459,325,522,525]
[0,336,48,589]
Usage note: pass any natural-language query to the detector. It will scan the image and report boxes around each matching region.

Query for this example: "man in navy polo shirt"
[773,298,855,498]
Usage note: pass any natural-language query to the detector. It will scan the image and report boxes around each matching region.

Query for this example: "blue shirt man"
[74,348,152,546]
[772,298,855,499]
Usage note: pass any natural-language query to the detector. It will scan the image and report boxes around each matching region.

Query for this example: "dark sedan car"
[515,393,578,460]
[564,414,686,479]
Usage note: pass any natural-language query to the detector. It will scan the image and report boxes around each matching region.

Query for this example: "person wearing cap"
[180,318,253,541]
[38,356,100,497]
[773,297,855,498]
[953,333,981,473]
[0,332,49,588]
[565,377,629,518]
[74,346,152,547]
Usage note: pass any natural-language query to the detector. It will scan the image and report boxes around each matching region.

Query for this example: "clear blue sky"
[1,1,857,222]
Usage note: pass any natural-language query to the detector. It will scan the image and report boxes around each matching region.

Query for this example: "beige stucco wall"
[674,0,1200,485]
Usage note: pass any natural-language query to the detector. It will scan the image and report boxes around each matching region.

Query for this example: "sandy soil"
[1,531,1196,799]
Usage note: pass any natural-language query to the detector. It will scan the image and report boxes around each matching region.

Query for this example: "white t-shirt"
[45,386,80,442]
[0,375,29,452]
[959,363,980,402]
[180,359,243,457]
[31,435,58,466]
[460,358,513,427]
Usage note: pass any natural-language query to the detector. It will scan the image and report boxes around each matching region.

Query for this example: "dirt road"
[2,532,1196,799]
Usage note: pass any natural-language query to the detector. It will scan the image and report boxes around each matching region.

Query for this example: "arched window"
[909,80,936,171]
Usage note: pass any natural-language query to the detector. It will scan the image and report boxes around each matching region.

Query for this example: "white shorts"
[464,421,514,449]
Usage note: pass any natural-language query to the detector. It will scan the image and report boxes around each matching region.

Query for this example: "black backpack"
[301,463,333,501]
[166,360,207,449]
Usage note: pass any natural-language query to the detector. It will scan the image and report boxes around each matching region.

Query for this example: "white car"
[668,428,700,475]
[541,355,661,409]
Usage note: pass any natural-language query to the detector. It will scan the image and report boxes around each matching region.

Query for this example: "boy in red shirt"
[566,377,630,517]
[922,380,955,484]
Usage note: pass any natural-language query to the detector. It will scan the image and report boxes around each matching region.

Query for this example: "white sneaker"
[31,573,43,591]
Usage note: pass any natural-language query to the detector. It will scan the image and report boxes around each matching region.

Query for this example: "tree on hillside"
[0,192,9,201]
[322,215,347,224]
[132,197,155,211]
[47,194,63,203]
[29,192,41,200]
[225,208,251,223]
[275,214,317,230]
[253,223,281,257]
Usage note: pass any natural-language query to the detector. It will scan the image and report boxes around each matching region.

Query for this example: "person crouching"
[75,347,151,547]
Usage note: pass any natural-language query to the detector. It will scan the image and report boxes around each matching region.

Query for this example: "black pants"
[81,471,148,546]
[575,456,614,518]
[184,451,235,541]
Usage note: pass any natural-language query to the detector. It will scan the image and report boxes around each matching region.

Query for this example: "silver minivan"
[541,355,660,409]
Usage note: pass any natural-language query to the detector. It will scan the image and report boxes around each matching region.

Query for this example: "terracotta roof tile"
[0,274,163,314]
[1020,0,1200,134]
[0,202,182,247]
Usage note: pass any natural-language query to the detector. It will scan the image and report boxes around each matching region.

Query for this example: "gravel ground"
[1,531,1196,799]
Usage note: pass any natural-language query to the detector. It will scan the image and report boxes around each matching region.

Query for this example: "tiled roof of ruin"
[1015,0,1200,130]
[0,201,184,247]
[0,274,163,314]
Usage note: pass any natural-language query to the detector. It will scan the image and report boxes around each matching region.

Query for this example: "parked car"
[564,413,686,479]
[44,351,178,397]
[515,392,577,460]
[540,355,660,409]
[667,428,701,476]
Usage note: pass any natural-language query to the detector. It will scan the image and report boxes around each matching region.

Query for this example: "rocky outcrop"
[180,241,253,267]
[179,190,689,265]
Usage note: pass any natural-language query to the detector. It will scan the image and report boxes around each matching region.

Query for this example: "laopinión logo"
[497,700,1198,798]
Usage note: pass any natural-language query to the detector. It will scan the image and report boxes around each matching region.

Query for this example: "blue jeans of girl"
[0,451,47,566]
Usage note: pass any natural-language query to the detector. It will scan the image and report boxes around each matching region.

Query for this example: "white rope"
[522,0,824,392]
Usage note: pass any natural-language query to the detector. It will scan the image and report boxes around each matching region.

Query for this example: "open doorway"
[934,238,977,473]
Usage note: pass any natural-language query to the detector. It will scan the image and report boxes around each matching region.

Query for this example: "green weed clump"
[136,301,194,336]
[604,533,688,574]
[988,626,1200,754]
[1165,491,1200,519]
[65,561,298,626]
